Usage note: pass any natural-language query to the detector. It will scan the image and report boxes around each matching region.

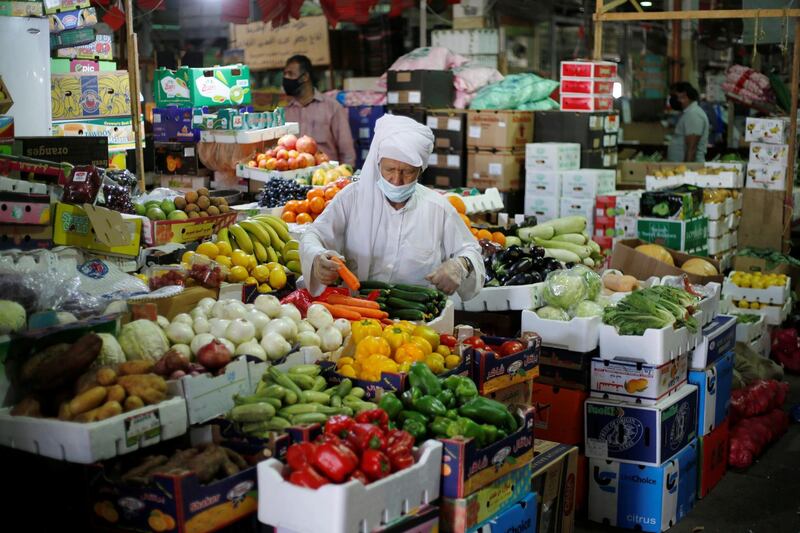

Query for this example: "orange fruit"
[324,187,338,200]
[459,213,471,228]
[309,196,325,214]
[476,229,492,241]
[296,212,313,224]
[296,200,310,214]
[285,200,300,212]
[448,195,467,214]
[307,188,325,200]
[281,210,296,223]
[492,232,506,246]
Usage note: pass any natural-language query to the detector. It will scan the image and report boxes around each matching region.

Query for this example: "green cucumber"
[390,309,428,321]
[389,288,431,302]
[387,297,428,312]
[393,284,439,298]
[360,280,392,290]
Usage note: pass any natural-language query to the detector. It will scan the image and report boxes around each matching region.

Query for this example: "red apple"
[298,152,316,168]
[296,135,318,155]
[275,159,288,171]
[258,159,268,169]
[335,177,350,189]
[287,157,299,170]
[287,149,299,159]
[315,152,329,165]
[278,134,297,150]
[265,148,276,158]
[266,157,278,170]
[276,148,289,160]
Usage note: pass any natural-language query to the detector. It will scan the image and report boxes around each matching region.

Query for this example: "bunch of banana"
[220,215,301,274]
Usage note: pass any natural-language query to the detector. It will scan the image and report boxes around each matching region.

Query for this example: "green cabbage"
[0,300,26,334]
[118,319,169,361]
[571,265,602,300]
[536,306,570,321]
[96,333,126,366]
[542,270,588,309]
[572,300,604,318]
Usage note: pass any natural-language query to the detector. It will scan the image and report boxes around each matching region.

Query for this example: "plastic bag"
[516,98,559,111]
[734,341,784,384]
[388,46,468,72]
[469,74,559,110]
[541,269,588,310]
[62,165,102,204]
[452,65,504,93]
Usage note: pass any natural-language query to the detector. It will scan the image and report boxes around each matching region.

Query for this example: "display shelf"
[199,122,299,144]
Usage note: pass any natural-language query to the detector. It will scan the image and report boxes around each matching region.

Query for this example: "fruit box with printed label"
[485,379,533,409]
[585,384,698,466]
[536,345,596,391]
[53,202,143,257]
[440,406,535,499]
[466,150,524,192]
[88,461,257,533]
[523,194,560,222]
[467,110,534,150]
[348,105,385,143]
[472,491,537,533]
[0,223,52,250]
[533,382,587,445]
[561,169,616,199]
[0,1,43,16]
[744,117,791,144]
[0,194,51,225]
[524,142,580,171]
[465,334,540,395]
[154,142,204,175]
[637,217,709,254]
[689,314,736,370]
[590,354,688,406]
[51,71,131,121]
[387,71,454,109]
[748,142,789,166]
[214,419,320,464]
[142,211,237,246]
[56,33,113,60]
[153,107,201,142]
[688,352,733,436]
[588,440,697,532]
[440,462,531,533]
[560,60,618,79]
[596,191,642,218]
[426,109,467,153]
[155,65,251,108]
[52,116,145,150]
[525,170,562,197]
[531,439,578,533]
[697,418,728,498]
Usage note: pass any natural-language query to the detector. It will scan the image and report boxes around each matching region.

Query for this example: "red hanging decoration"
[102,4,126,31]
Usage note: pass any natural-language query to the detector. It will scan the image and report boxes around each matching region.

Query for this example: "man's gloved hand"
[312,251,343,286]
[426,258,468,295]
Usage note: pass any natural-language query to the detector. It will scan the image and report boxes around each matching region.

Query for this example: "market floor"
[575,374,800,533]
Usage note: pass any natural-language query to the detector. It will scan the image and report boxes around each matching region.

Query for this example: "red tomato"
[439,334,457,348]
[499,340,525,356]
[463,336,485,349]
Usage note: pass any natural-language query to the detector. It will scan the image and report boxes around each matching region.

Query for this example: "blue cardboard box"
[689,314,736,370]
[471,492,538,533]
[688,351,733,436]
[588,440,698,532]
[153,107,200,142]
[466,335,541,395]
[348,105,385,142]
[585,384,698,466]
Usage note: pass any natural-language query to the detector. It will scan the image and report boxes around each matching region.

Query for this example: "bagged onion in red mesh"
[728,439,753,469]
[62,165,102,204]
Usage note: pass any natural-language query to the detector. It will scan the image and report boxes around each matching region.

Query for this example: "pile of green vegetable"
[517,216,604,268]
[227,364,377,437]
[602,286,700,336]
[377,363,519,447]
[536,265,608,321]
[358,282,448,322]
[731,313,762,324]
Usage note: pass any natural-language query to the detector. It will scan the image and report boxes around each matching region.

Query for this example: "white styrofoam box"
[707,233,731,256]
[524,194,560,221]
[525,142,581,171]
[560,78,615,95]
[689,315,736,370]
[748,142,789,166]
[453,0,488,17]
[645,175,681,191]
[0,397,188,463]
[695,282,722,327]
[707,219,727,238]
[722,273,790,305]
[703,161,746,177]
[460,54,499,69]
[745,117,790,144]
[427,299,455,334]
[718,252,734,273]
[758,331,771,357]
[598,311,703,365]
[525,170,562,197]
[721,297,791,326]
[521,309,600,352]
[561,169,616,199]
[560,196,595,222]
[258,440,442,533]
[590,354,688,405]
[746,162,787,191]
[461,188,505,214]
[703,201,727,221]
[560,94,614,113]
[735,315,767,344]
[733,194,742,211]
[685,171,744,189]
[560,60,618,79]
[431,29,499,55]
[726,212,740,230]
[451,283,544,312]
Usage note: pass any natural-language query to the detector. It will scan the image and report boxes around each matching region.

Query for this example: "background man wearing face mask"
[667,81,710,163]
[299,115,484,300]
[283,55,356,167]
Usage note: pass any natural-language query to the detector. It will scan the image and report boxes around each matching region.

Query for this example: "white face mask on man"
[376,176,417,203]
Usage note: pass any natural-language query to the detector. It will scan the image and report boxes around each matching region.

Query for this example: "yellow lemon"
[252,264,271,283]
[216,241,232,256]
[231,249,249,267]
[258,283,273,293]
[196,242,219,259]
[245,276,258,286]
[181,250,195,264]
[215,255,232,268]
[247,255,257,270]
[229,265,249,282]
[269,268,287,290]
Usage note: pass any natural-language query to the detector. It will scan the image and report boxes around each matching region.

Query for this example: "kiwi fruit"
[207,205,220,216]
[198,211,208,217]
[188,211,200,219]
[197,187,209,197]
[185,203,199,213]
[185,191,199,204]
[219,205,230,213]
[174,197,187,210]
[211,197,223,207]
[217,197,228,207]
[197,196,211,210]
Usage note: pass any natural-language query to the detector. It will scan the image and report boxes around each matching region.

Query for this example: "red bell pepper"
[312,441,359,483]
[385,429,415,471]
[349,469,370,484]
[325,414,355,438]
[286,442,317,471]
[347,422,387,452]
[355,408,389,430]
[289,466,329,489]
[361,449,391,481]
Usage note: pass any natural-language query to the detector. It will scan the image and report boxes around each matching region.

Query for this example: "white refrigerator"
[0,17,51,136]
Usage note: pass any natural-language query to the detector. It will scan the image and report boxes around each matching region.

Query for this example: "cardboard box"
[533,111,618,149]
[560,94,614,113]
[560,197,595,226]
[342,77,382,91]
[130,286,219,321]
[746,162,786,191]
[50,26,97,50]
[533,383,587,445]
[0,196,51,225]
[452,0,488,17]
[421,165,464,189]
[581,147,617,169]
[155,64,251,107]
[142,211,237,246]
[452,16,491,29]
[50,71,130,121]
[52,116,144,150]
[688,352,733,436]
[560,78,614,95]
[585,384,698,466]
[697,418,729,498]
[637,217,708,254]
[440,463,531,533]
[0,77,11,115]
[640,186,704,220]
[618,161,704,186]
[524,143,580,171]
[560,60,618,79]
[745,117,791,144]
[0,115,12,143]
[154,141,204,176]
[426,110,467,153]
[748,142,789,166]
[0,224,52,250]
[523,194,560,221]
[466,334,540,395]
[472,492,537,533]
[55,33,113,60]
[610,238,723,285]
[690,315,736,370]
[590,354,688,405]
[49,6,96,32]
[348,105,384,142]
[525,170,562,197]
[588,440,698,532]
[386,105,426,125]
[732,255,800,292]
[50,58,116,73]
[0,1,44,16]
[561,169,615,198]
[13,136,109,167]
[431,29,500,55]
[53,202,142,257]
[43,0,88,14]
[531,439,578,533]
[485,379,533,408]
[595,191,641,217]
[467,110,534,150]
[594,215,637,239]
[467,150,524,192]
[153,107,200,143]
[386,70,454,109]
[159,174,209,192]
[537,345,595,390]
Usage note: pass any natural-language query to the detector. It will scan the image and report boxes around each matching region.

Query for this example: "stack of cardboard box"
[422,109,467,188]
[559,60,617,114]
[745,117,794,192]
[533,110,619,171]
[593,191,641,254]
[637,186,709,256]
[452,0,491,30]
[466,110,533,192]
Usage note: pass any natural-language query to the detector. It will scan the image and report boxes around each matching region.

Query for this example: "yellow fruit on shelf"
[267,261,282,271]
[424,353,445,374]
[338,365,357,378]
[436,345,451,357]
[258,283,273,293]
[247,255,258,270]
[413,325,440,351]
[269,268,288,290]
[181,251,195,264]
[245,276,258,286]
[229,265,249,282]
[231,250,249,267]
[445,354,461,369]
[738,299,749,309]
[252,264,271,283]
[409,336,433,356]
[216,241,232,256]
[337,357,355,368]
[215,256,232,269]
[196,242,219,259]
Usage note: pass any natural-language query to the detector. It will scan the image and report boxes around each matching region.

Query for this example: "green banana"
[266,246,280,263]
[257,215,292,243]
[283,239,299,252]
[256,219,285,252]
[283,249,300,262]
[253,240,268,263]
[240,219,272,248]
[229,224,253,253]
[217,227,230,247]
[286,260,302,274]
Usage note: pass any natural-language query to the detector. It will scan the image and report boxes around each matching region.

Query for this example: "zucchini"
[287,373,316,390]
[390,309,428,321]
[535,237,591,259]
[300,390,331,404]
[292,413,329,424]
[230,403,275,423]
[543,248,582,263]
[360,280,392,290]
[392,284,439,298]
[288,364,322,377]
[388,288,431,302]
[537,215,587,236]
[518,224,555,242]
[551,233,588,245]
[387,297,428,312]
[259,384,287,399]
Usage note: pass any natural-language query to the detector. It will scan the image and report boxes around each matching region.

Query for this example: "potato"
[118,361,154,376]
[106,384,126,403]
[96,367,117,386]
[69,386,108,415]
[95,401,123,421]
[124,395,144,412]
[11,396,42,417]
[58,402,73,421]
[22,334,102,391]
[74,407,100,423]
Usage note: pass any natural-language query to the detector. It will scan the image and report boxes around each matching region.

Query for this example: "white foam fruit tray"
[598,311,703,366]
[721,297,790,326]
[450,283,544,312]
[258,440,442,533]
[200,122,299,144]
[427,299,455,334]
[722,275,790,305]
[735,316,767,345]
[521,309,600,352]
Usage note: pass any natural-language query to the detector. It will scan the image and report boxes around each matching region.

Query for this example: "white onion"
[260,332,292,361]
[279,303,302,324]
[166,321,194,344]
[197,297,217,313]
[193,317,211,334]
[306,304,334,330]
[190,333,216,355]
[254,294,282,318]
[226,318,256,345]
[209,318,231,338]
[263,317,297,342]
[235,339,266,360]
[171,343,191,359]
[246,309,271,334]
[297,320,316,334]
[297,331,322,347]
[173,313,193,326]
[332,318,351,338]
[156,315,171,329]
[318,325,343,353]
[190,307,207,321]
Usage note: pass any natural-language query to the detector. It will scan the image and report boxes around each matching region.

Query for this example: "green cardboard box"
[155,64,251,107]
[640,185,704,220]
[637,216,709,254]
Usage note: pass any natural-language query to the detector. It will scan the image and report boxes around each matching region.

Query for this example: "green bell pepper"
[437,389,456,409]
[454,376,479,404]
[446,416,486,446]
[412,394,447,417]
[408,362,441,396]
[429,416,452,437]
[401,387,422,409]
[378,392,404,419]
[459,397,518,432]
[398,410,429,426]
[402,418,427,443]
[445,408,460,420]
[442,375,461,392]
[480,424,501,445]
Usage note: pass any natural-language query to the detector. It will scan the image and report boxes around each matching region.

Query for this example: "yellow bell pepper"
[409,336,433,356]
[337,356,355,368]
[361,354,398,381]
[398,361,412,373]
[338,364,357,378]
[355,336,391,361]
[394,343,425,364]
[394,321,417,336]
[413,325,440,351]
[382,326,410,354]
[351,319,384,344]
[445,354,461,369]
[436,345,451,357]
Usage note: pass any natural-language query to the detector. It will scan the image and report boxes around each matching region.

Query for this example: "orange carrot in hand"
[318,302,362,321]
[331,257,360,291]
[327,294,381,310]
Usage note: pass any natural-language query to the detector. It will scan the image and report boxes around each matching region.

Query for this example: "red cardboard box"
[533,383,587,445]
[698,418,729,498]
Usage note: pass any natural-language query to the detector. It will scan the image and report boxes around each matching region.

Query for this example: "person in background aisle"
[667,81,710,163]
[300,115,485,300]
[282,55,356,167]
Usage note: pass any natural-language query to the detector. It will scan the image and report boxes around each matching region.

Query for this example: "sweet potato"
[10,396,42,417]
[223,447,248,470]
[124,395,144,412]
[121,455,169,484]
[95,400,122,421]
[117,374,168,406]
[69,386,108,415]
[184,445,227,483]
[96,368,117,386]
[19,343,70,388]
[118,361,154,376]
[74,407,100,423]
[58,402,73,421]
[21,334,102,391]
[106,384,126,403]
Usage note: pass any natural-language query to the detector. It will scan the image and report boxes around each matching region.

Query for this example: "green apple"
[146,207,166,221]
[134,203,146,216]
[168,210,189,220]
[160,199,176,215]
